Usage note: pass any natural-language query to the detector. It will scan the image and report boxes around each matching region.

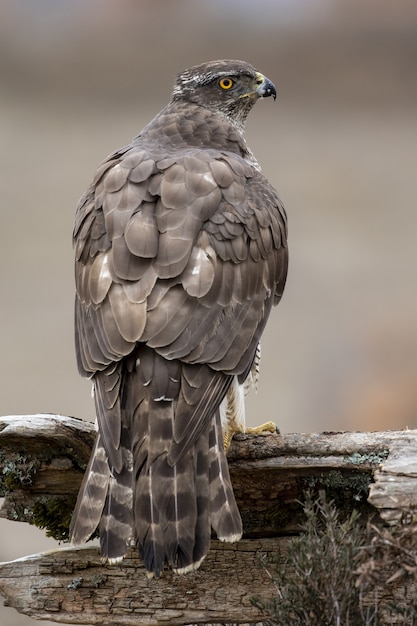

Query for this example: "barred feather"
[69,433,110,545]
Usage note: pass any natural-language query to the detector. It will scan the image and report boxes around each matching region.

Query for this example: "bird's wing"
[74,144,288,464]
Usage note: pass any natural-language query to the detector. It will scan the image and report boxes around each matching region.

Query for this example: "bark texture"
[1,414,417,624]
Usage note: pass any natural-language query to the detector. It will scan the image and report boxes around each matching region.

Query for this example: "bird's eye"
[218,77,235,91]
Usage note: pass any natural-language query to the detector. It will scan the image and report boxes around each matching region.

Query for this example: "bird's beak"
[255,72,277,101]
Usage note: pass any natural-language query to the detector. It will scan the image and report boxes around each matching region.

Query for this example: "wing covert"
[74,145,287,380]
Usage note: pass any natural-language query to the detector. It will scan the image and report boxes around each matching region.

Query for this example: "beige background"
[1,1,417,624]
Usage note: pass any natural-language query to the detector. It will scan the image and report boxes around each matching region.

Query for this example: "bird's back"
[70,60,288,577]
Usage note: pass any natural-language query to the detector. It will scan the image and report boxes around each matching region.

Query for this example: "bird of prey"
[70,59,288,577]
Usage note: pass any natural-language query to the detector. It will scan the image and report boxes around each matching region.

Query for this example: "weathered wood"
[2,415,416,536]
[1,415,417,624]
[0,540,282,625]
[0,415,95,538]
[368,433,417,522]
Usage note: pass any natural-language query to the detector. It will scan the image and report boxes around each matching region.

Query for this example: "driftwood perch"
[1,414,417,624]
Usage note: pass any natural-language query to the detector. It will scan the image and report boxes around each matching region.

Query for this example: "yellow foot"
[223,421,278,452]
[245,421,278,436]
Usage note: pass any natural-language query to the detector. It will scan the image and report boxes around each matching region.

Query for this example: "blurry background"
[1,1,416,624]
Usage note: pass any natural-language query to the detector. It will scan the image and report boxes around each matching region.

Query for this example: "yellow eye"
[218,77,234,91]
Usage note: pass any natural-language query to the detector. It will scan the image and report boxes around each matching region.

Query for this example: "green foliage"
[32,496,76,541]
[357,512,417,623]
[251,492,417,625]
[299,470,373,516]
[252,492,374,625]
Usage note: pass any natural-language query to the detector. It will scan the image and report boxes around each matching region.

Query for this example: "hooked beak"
[255,72,277,101]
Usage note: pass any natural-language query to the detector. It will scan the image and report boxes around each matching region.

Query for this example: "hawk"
[70,59,288,577]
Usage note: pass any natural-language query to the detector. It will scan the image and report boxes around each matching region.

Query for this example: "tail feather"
[133,397,201,576]
[162,451,199,572]
[70,367,134,560]
[135,462,168,576]
[99,438,133,560]
[208,411,243,542]
[69,433,110,545]
[133,396,169,576]
[71,351,243,577]
[190,427,211,566]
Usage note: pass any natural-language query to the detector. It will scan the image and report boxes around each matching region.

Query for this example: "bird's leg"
[222,344,278,448]
[221,378,278,452]
[223,423,238,453]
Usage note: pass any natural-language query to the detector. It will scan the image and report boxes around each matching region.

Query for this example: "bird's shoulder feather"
[74,141,287,379]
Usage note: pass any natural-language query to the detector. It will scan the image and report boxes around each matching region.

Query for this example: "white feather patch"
[219,375,246,435]
[173,555,206,575]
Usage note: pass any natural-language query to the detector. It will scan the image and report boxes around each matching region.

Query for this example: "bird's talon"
[245,421,277,436]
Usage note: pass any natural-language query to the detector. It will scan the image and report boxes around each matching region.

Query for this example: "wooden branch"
[1,414,417,624]
[0,541,283,625]
[0,415,95,539]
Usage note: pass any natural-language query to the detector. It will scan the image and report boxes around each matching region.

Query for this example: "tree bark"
[0,541,283,625]
[1,414,417,624]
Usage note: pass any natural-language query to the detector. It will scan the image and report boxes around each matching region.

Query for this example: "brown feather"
[70,59,288,577]
[208,412,242,541]
[69,434,110,544]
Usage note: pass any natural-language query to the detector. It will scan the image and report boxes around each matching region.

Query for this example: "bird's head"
[172,60,276,129]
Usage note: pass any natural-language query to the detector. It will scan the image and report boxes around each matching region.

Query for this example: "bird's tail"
[69,432,110,546]
[131,348,242,577]
[132,395,242,577]
[70,352,243,576]
[69,424,134,562]
[70,366,134,561]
